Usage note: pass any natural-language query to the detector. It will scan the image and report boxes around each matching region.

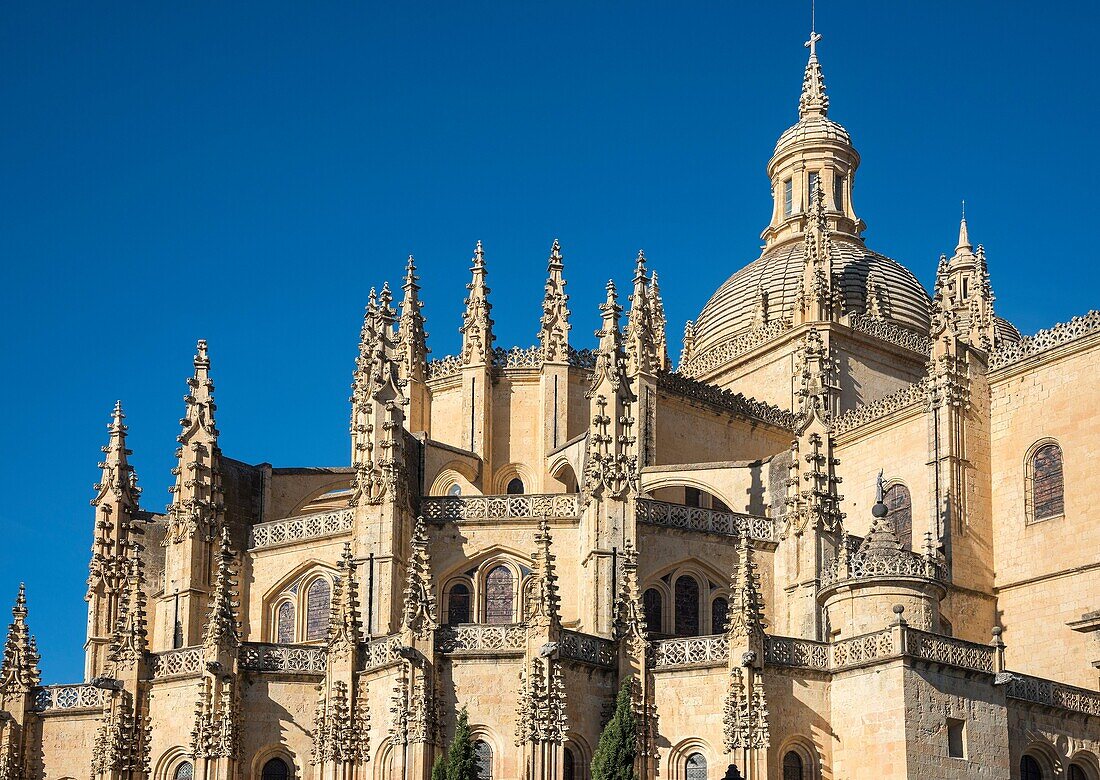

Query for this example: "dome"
[994,316,1022,347]
[774,115,852,157]
[691,236,932,361]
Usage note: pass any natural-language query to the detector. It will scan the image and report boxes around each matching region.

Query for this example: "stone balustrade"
[437,623,526,654]
[829,629,897,670]
[1002,673,1100,717]
[249,508,354,551]
[151,646,204,679]
[820,542,948,588]
[239,642,327,674]
[33,684,105,713]
[421,494,581,523]
[558,630,616,668]
[904,629,995,674]
[359,634,401,671]
[763,635,831,670]
[651,634,730,669]
[635,498,775,542]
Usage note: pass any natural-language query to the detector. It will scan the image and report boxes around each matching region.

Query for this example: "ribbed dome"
[774,116,852,157]
[692,237,932,359]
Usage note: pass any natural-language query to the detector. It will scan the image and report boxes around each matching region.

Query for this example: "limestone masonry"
[2,29,1098,780]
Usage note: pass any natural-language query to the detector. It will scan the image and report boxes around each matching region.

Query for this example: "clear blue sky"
[1,2,1096,683]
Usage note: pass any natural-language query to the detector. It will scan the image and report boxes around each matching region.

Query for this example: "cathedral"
[2,28,1099,780]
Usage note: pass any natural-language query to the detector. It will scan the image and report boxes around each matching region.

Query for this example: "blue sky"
[1,2,1096,683]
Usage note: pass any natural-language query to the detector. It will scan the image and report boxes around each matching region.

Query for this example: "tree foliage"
[591,678,638,780]
[434,707,479,780]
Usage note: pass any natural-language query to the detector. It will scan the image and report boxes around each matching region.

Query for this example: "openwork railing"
[830,629,897,670]
[152,646,204,679]
[33,684,106,713]
[359,634,401,671]
[820,539,948,588]
[848,312,932,356]
[240,642,327,674]
[905,629,994,674]
[989,310,1100,371]
[635,498,775,542]
[651,634,729,669]
[437,624,526,654]
[1002,673,1100,717]
[559,630,616,668]
[250,508,354,550]
[764,635,831,670]
[427,346,600,380]
[421,494,581,523]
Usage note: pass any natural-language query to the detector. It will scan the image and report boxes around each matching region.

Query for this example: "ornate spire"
[647,270,670,370]
[624,250,656,375]
[590,280,626,392]
[166,340,223,544]
[0,585,40,695]
[397,256,429,384]
[957,206,971,253]
[460,241,495,366]
[91,400,141,525]
[108,544,149,669]
[611,541,648,657]
[538,239,570,362]
[795,180,843,324]
[400,517,437,639]
[202,528,240,654]
[679,320,696,370]
[328,543,362,656]
[526,519,560,628]
[727,536,766,646]
[798,28,828,119]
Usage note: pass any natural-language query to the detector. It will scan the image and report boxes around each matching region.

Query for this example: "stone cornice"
[988,310,1100,375]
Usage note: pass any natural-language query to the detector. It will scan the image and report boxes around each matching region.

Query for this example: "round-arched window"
[506,477,525,495]
[305,578,331,641]
[643,588,663,635]
[276,601,295,644]
[563,746,576,780]
[261,758,290,780]
[474,740,493,780]
[485,566,514,624]
[685,752,707,780]
[782,751,804,780]
[883,482,913,550]
[447,583,471,625]
[173,762,194,780]
[448,483,462,497]
[1030,442,1065,522]
[1069,765,1087,780]
[711,597,729,635]
[1021,755,1043,780]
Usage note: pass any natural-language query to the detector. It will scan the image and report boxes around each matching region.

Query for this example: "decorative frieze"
[248,509,354,550]
[762,636,830,670]
[988,310,1100,371]
[151,647,203,679]
[635,498,775,542]
[831,380,929,435]
[1002,672,1100,717]
[358,635,400,671]
[558,630,616,669]
[679,320,792,379]
[830,629,896,670]
[239,643,327,674]
[420,494,581,523]
[656,370,799,430]
[436,624,526,654]
[905,629,993,674]
[651,634,729,669]
[848,312,932,356]
[33,684,105,713]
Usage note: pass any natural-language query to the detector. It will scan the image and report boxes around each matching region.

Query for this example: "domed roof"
[691,236,932,359]
[774,115,852,157]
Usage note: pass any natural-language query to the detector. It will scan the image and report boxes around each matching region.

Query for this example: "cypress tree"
[431,755,447,780]
[591,678,638,780]
[437,706,478,780]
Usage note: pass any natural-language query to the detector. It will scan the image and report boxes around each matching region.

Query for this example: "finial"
[472,240,486,269]
[195,339,209,368]
[15,583,26,614]
[799,24,829,119]
[605,279,617,303]
[634,249,647,279]
[805,29,822,59]
[549,238,563,268]
[956,202,972,252]
[405,254,416,279]
[871,470,888,518]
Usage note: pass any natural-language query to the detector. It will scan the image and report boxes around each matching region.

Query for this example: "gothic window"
[563,747,576,780]
[883,483,913,551]
[783,179,793,217]
[447,583,471,625]
[448,483,462,497]
[261,758,290,780]
[276,601,295,644]
[1069,765,1087,780]
[474,740,493,780]
[685,486,702,507]
[674,576,700,637]
[485,566,514,624]
[173,763,194,780]
[782,752,804,780]
[1020,756,1043,780]
[711,597,729,635]
[506,477,525,495]
[305,578,331,641]
[1028,442,1064,522]
[643,588,663,634]
[685,752,707,780]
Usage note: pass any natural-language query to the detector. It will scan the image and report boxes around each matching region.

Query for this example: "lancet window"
[643,588,663,635]
[485,566,514,624]
[262,758,290,780]
[674,575,700,637]
[883,482,912,550]
[1027,441,1064,522]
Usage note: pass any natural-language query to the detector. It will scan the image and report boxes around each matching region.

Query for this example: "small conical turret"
[957,207,972,254]
[647,271,670,371]
[0,585,40,695]
[165,340,223,543]
[460,241,495,366]
[624,250,656,375]
[202,528,240,655]
[538,239,571,362]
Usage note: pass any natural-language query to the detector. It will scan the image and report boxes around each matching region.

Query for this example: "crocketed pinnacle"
[460,240,495,366]
[798,29,829,119]
[109,544,149,666]
[727,535,766,644]
[528,518,561,628]
[89,401,142,599]
[327,543,362,654]
[397,255,429,383]
[400,517,438,639]
[538,239,571,362]
[202,528,240,654]
[624,250,656,375]
[92,400,141,513]
[0,584,41,694]
[166,340,223,543]
[647,270,670,370]
[679,320,697,370]
[590,280,626,391]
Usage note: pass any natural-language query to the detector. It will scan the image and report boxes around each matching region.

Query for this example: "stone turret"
[0,585,41,780]
[538,240,573,460]
[86,401,143,680]
[460,242,495,474]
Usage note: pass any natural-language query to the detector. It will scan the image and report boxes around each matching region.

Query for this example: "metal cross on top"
[805,30,822,57]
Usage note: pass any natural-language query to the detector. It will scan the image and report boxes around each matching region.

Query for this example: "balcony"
[635,497,775,542]
[420,494,581,523]
[249,508,354,551]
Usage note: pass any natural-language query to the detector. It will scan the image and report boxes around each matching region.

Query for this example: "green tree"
[591,678,638,780]
[435,707,479,780]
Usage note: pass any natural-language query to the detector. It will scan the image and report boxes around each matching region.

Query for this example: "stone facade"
[2,28,1099,780]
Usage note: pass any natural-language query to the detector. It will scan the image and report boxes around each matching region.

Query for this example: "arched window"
[563,746,576,780]
[1069,766,1087,780]
[711,597,729,635]
[447,583,471,625]
[261,758,290,780]
[305,578,331,641]
[448,483,462,497]
[643,588,663,635]
[473,740,493,780]
[1021,755,1043,780]
[685,752,707,780]
[674,576,700,637]
[276,601,295,644]
[782,751,804,780]
[883,483,912,550]
[1029,442,1065,522]
[174,762,194,780]
[506,477,524,495]
[485,566,514,624]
